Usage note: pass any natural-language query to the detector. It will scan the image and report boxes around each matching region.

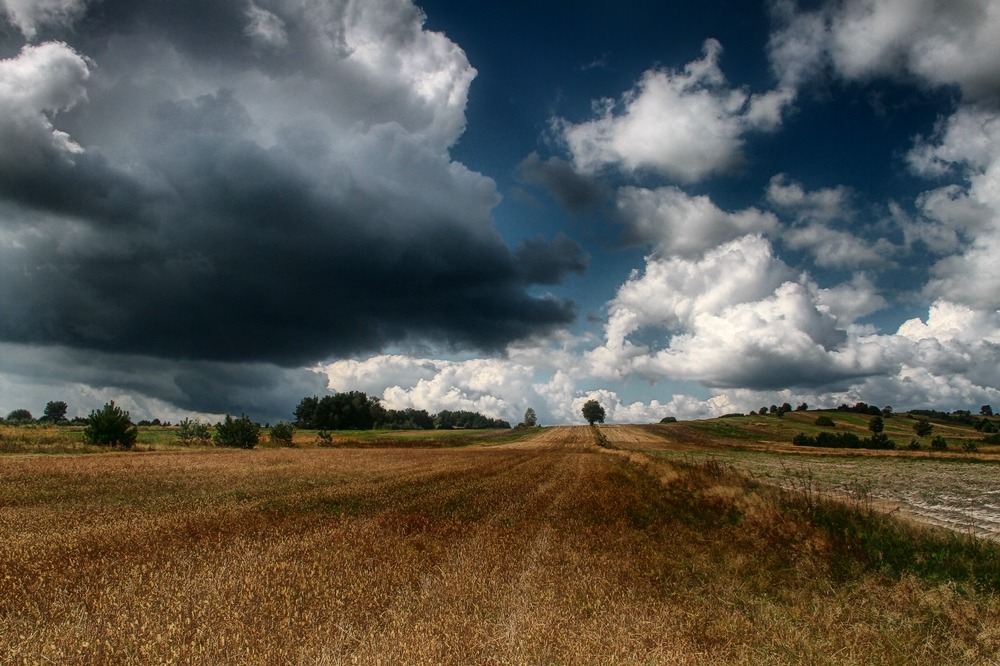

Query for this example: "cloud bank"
[0,0,582,420]
[3,0,1000,425]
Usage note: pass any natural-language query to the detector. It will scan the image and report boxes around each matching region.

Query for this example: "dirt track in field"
[597,424,1000,540]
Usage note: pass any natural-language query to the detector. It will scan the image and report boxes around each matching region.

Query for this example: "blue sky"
[1,0,999,425]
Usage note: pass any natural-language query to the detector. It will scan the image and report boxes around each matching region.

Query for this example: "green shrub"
[814,415,835,427]
[5,409,34,425]
[270,421,296,447]
[83,401,138,449]
[930,435,948,451]
[177,418,212,445]
[659,416,678,424]
[907,438,921,451]
[214,414,260,449]
[962,439,979,454]
[793,430,893,450]
[913,418,933,437]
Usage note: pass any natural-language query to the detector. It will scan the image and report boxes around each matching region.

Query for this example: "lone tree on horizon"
[582,399,606,426]
[522,407,537,427]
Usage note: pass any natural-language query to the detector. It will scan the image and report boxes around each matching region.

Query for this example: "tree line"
[293,392,510,431]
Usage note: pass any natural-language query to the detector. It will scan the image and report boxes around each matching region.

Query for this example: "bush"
[907,438,921,451]
[794,431,893,450]
[83,401,138,449]
[962,439,979,454]
[270,421,296,447]
[177,418,212,446]
[913,419,933,437]
[865,432,895,450]
[214,414,260,449]
[930,435,948,451]
[814,415,835,427]
[5,409,33,425]
[659,416,678,424]
[816,431,863,448]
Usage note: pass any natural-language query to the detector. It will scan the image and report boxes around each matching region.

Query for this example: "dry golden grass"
[2,427,998,664]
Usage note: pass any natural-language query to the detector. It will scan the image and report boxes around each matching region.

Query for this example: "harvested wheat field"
[2,426,999,664]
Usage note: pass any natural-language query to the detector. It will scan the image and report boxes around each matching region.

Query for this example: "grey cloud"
[515,234,588,285]
[516,153,607,214]
[0,342,325,423]
[0,0,576,374]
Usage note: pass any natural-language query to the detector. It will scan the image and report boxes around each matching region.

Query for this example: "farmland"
[603,410,1000,540]
[2,423,1000,663]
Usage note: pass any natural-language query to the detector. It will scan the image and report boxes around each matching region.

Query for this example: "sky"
[1,0,1000,426]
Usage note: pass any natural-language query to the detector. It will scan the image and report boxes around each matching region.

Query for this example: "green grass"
[685,419,770,440]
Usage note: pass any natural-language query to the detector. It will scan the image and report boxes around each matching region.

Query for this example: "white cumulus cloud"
[616,185,778,257]
[769,0,1000,103]
[558,39,791,183]
[0,41,89,169]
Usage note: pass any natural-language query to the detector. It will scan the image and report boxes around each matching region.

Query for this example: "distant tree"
[379,408,434,430]
[759,407,768,415]
[796,403,808,411]
[913,419,933,438]
[42,401,68,423]
[269,421,295,447]
[814,415,835,427]
[83,401,138,449]
[523,407,538,427]
[294,396,319,429]
[769,405,778,414]
[434,410,510,429]
[882,405,893,417]
[582,400,605,426]
[982,405,994,417]
[214,414,260,449]
[931,435,948,451]
[780,402,793,414]
[868,415,884,434]
[5,409,33,424]
[177,418,212,445]
[659,416,678,424]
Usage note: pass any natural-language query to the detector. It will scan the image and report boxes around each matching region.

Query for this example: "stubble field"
[602,421,1000,540]
[2,425,999,664]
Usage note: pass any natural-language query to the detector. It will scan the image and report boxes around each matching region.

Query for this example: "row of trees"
[4,401,70,425]
[293,392,511,431]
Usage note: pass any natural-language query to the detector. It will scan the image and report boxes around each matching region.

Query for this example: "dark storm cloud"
[0,1,577,369]
[0,342,325,423]
[514,234,588,285]
[516,153,607,214]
